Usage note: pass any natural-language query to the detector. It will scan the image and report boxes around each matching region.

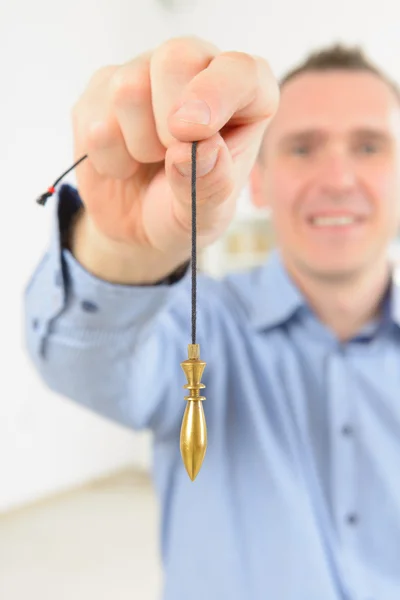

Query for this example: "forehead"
[268,70,400,137]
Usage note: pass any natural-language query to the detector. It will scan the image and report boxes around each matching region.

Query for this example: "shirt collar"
[228,249,305,331]
[230,248,400,333]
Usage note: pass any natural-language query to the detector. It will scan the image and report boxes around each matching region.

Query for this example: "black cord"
[191,141,198,346]
[36,144,199,346]
[36,154,88,205]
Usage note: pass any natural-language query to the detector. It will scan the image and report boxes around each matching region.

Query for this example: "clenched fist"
[70,36,280,284]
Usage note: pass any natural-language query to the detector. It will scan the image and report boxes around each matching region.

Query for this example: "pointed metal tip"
[181,441,206,481]
[183,456,204,481]
[185,467,197,482]
[188,471,198,482]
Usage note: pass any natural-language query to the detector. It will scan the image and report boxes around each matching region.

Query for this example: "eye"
[291,145,311,156]
[356,141,380,154]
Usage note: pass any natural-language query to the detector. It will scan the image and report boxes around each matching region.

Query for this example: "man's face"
[251,70,400,280]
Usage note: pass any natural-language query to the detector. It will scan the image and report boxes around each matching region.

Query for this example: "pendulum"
[180,343,207,481]
[179,141,207,482]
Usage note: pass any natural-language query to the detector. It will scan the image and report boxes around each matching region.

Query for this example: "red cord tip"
[48,186,56,195]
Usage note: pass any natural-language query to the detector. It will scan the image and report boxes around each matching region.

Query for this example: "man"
[24,37,400,599]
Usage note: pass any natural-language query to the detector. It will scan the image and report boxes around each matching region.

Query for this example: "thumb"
[165,134,236,238]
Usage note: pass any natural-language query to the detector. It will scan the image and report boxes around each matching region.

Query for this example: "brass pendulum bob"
[180,344,207,481]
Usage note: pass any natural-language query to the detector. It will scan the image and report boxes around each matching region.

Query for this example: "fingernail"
[173,100,211,125]
[175,148,219,177]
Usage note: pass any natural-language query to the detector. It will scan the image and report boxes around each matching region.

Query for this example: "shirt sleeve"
[22,183,212,440]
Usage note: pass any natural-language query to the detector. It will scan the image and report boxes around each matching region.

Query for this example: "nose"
[317,151,357,195]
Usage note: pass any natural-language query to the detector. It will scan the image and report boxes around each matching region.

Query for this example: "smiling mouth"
[308,215,365,227]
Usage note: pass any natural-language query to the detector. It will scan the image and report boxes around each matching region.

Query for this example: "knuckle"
[221,51,257,74]
[156,35,214,69]
[110,63,151,106]
[158,37,193,64]
[256,56,280,89]
[269,80,281,114]
[88,119,120,149]
[253,56,281,118]
[264,82,280,117]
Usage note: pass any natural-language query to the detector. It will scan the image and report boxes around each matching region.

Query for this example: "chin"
[294,253,370,282]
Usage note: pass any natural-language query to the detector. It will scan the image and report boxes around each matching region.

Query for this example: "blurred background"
[2,0,400,598]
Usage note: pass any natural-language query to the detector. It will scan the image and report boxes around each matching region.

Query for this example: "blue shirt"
[24,184,400,600]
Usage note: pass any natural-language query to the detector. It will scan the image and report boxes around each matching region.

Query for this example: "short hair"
[257,43,400,162]
[280,43,400,98]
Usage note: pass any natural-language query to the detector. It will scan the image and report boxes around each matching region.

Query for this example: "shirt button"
[81,300,99,313]
[341,424,353,436]
[346,513,358,526]
[32,318,39,330]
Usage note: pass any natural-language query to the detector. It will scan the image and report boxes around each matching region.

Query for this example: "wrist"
[69,211,190,285]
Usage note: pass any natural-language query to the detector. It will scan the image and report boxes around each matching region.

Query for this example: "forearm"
[24,242,191,436]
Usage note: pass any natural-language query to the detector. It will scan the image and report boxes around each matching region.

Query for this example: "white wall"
[0,0,181,514]
[173,0,400,79]
[2,0,400,513]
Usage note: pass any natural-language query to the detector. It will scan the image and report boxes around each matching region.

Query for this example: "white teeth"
[311,216,356,227]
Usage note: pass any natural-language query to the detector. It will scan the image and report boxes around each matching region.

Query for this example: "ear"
[249,160,269,209]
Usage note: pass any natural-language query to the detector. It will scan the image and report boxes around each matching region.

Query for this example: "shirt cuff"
[60,247,191,331]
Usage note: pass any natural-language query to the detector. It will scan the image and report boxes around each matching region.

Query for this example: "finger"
[72,66,139,179]
[109,52,166,164]
[84,119,139,179]
[150,36,221,148]
[168,52,280,143]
